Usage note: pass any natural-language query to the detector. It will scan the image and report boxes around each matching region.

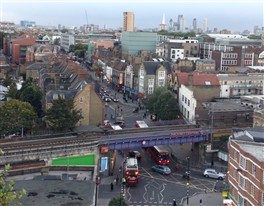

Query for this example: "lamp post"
[186,157,190,205]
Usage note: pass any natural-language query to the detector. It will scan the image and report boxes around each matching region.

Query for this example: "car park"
[203,169,225,180]
[128,150,142,160]
[152,165,171,175]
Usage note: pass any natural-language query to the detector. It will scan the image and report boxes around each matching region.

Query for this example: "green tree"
[0,149,27,206]
[69,44,75,53]
[17,78,43,117]
[60,29,68,33]
[108,197,127,206]
[45,97,83,132]
[145,87,180,120]
[0,99,37,136]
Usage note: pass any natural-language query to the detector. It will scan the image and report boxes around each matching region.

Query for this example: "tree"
[45,97,83,132]
[108,197,127,206]
[17,78,43,117]
[0,99,37,136]
[145,87,180,120]
[0,150,27,206]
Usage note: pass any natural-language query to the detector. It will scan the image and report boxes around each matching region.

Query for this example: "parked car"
[113,121,125,128]
[152,165,171,175]
[110,95,119,102]
[103,95,111,102]
[203,169,226,180]
[103,120,111,128]
[128,150,142,160]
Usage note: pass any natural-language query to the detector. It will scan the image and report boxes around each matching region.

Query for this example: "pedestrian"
[122,177,126,186]
[111,114,113,119]
[116,175,119,185]
[110,182,114,191]
[119,166,122,174]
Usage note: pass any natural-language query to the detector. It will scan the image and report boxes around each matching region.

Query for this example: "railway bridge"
[99,128,211,150]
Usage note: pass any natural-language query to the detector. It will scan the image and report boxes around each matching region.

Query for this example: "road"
[112,148,225,206]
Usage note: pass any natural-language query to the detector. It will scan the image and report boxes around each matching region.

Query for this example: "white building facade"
[217,74,264,98]
[178,84,197,123]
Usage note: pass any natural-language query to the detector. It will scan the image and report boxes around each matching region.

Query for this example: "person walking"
[121,177,126,186]
[110,182,114,191]
[116,175,119,185]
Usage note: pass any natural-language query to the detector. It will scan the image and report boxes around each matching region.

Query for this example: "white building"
[217,73,264,98]
[178,84,197,123]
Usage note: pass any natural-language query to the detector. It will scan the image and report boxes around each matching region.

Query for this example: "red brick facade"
[228,140,264,206]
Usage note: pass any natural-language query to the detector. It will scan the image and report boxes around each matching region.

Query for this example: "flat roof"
[234,140,264,162]
[11,171,94,206]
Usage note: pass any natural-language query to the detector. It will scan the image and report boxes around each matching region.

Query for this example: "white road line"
[141,167,153,178]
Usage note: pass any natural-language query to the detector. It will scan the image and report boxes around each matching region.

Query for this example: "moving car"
[128,150,142,160]
[151,165,171,175]
[203,169,226,180]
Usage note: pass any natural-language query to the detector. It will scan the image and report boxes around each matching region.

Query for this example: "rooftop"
[234,140,264,162]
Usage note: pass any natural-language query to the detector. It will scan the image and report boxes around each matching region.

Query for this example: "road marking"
[141,168,153,178]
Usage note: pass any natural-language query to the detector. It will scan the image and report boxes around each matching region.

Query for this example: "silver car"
[152,165,171,175]
[203,169,225,180]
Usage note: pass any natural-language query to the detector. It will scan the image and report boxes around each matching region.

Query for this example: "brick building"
[228,127,264,206]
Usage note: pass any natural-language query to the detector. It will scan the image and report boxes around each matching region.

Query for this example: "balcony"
[229,84,263,89]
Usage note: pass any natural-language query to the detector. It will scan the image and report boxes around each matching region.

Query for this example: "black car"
[128,150,142,160]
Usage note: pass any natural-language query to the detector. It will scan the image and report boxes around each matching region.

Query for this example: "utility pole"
[186,157,190,205]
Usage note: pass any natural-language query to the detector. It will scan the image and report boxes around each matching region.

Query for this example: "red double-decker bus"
[148,146,170,165]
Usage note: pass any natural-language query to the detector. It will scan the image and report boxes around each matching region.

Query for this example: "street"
[99,148,225,206]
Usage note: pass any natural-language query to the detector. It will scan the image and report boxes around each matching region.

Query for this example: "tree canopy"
[157,30,196,38]
[45,97,83,132]
[0,150,27,206]
[6,78,43,117]
[0,99,37,136]
[144,87,180,120]
[108,197,127,206]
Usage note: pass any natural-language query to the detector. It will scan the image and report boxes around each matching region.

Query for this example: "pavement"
[182,191,224,206]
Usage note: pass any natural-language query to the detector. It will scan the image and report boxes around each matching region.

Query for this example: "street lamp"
[186,157,190,205]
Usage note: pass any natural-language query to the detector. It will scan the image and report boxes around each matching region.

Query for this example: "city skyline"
[0,0,263,32]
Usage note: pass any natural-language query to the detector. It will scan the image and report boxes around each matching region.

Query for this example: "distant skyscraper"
[203,18,208,33]
[20,20,36,27]
[58,24,61,30]
[123,12,134,32]
[192,18,197,31]
[178,15,184,32]
[159,14,167,31]
[169,18,174,31]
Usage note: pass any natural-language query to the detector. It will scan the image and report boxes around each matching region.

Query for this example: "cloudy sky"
[1,0,263,32]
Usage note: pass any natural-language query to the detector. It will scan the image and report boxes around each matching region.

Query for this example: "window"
[148,86,153,95]
[233,169,237,179]
[239,156,247,170]
[188,100,190,106]
[252,164,256,176]
[239,175,246,190]
[234,150,238,161]
[158,71,165,78]
[182,95,184,101]
[250,184,255,196]
[148,79,154,86]
[158,79,165,87]
[262,192,264,206]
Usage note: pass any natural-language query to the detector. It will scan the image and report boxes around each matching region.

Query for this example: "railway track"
[0,124,232,156]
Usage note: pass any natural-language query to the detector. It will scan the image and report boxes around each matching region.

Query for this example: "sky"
[0,0,264,32]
